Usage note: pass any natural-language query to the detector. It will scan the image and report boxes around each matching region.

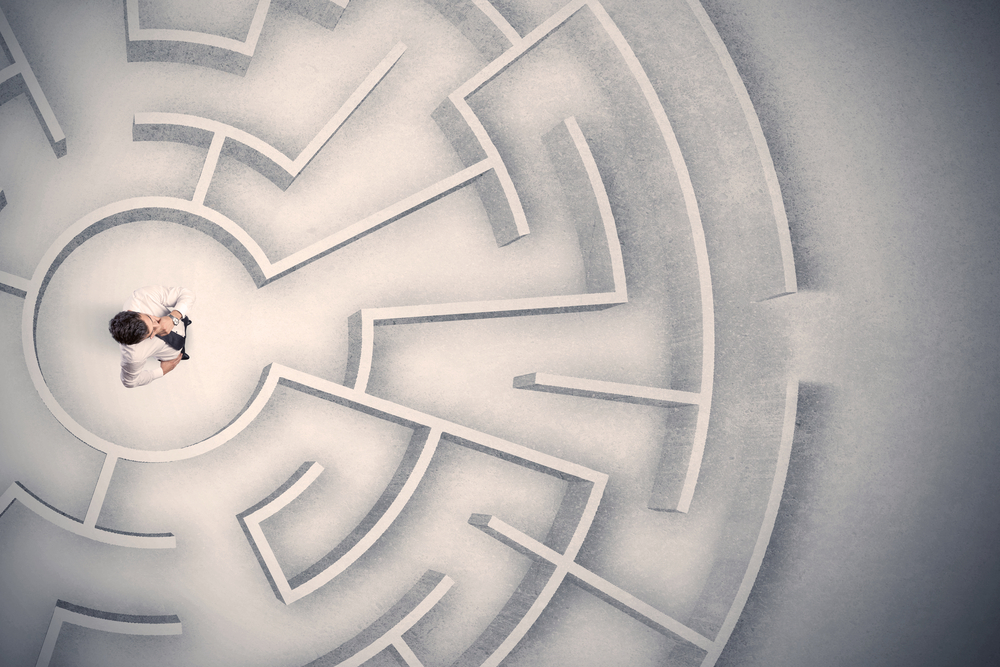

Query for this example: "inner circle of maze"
[0,0,798,666]
[33,207,271,452]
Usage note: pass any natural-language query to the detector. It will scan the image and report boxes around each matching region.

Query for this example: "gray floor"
[706,0,1000,665]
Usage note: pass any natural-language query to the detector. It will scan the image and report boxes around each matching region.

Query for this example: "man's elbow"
[121,375,138,389]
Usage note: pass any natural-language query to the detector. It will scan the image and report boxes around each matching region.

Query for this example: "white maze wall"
[0,0,799,665]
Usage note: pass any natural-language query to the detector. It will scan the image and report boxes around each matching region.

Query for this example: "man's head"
[109,311,147,345]
[109,311,170,345]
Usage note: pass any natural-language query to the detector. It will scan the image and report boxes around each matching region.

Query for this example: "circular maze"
[0,0,800,665]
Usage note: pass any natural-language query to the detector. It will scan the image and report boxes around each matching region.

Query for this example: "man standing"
[107,286,195,388]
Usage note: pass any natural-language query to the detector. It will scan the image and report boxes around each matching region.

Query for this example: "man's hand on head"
[161,352,183,375]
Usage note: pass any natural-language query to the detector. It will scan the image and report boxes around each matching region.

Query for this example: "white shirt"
[120,286,196,388]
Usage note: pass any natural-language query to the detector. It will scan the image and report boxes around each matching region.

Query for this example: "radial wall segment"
[0,266,28,298]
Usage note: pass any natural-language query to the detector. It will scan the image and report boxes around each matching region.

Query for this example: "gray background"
[708,0,1000,664]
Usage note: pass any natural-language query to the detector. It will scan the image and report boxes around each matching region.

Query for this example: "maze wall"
[0,0,799,665]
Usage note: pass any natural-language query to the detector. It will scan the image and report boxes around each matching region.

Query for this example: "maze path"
[693,378,799,667]
[512,369,706,515]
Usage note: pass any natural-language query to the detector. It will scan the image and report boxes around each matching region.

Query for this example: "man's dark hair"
[108,311,146,345]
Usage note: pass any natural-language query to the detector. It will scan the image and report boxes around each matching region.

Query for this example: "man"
[107,286,195,388]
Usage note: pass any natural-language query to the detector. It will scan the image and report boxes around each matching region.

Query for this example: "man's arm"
[121,352,183,388]
[166,286,195,317]
[133,285,195,317]
[121,357,163,388]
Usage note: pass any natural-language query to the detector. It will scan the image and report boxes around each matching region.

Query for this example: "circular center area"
[35,219,266,451]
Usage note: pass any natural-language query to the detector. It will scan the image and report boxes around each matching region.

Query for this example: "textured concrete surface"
[703,0,1000,665]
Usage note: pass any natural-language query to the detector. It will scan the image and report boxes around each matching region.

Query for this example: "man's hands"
[153,312,182,336]
[156,312,185,375]
[142,313,175,338]
[160,351,183,375]
[157,314,175,335]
